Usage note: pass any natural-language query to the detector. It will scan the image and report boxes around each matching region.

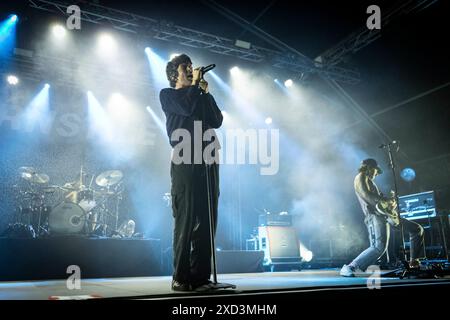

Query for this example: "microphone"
[378,140,399,149]
[200,64,216,74]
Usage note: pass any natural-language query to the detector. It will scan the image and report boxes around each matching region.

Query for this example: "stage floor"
[1,269,450,300]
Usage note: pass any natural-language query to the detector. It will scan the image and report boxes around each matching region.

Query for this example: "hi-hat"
[21,172,50,184]
[95,170,123,187]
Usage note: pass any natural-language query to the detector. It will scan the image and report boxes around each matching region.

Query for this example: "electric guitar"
[375,192,400,227]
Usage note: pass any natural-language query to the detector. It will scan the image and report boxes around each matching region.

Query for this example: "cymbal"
[42,186,58,193]
[95,170,123,187]
[21,172,50,184]
[19,167,36,174]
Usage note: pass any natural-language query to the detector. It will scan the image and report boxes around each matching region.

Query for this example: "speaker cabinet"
[258,226,302,267]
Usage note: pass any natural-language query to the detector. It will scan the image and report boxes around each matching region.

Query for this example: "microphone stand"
[386,143,408,263]
[381,142,412,278]
[200,71,236,291]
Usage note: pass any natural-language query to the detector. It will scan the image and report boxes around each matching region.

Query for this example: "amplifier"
[258,226,301,267]
[258,213,292,227]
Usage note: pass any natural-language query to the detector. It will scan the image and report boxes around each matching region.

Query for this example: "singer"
[159,54,223,292]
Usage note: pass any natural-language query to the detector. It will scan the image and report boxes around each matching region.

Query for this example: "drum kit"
[14,166,125,237]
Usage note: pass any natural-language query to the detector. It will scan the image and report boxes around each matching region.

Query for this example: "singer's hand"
[199,79,209,93]
[191,68,202,86]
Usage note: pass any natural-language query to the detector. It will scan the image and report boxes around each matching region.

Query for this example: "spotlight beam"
[146,106,166,135]
[23,84,51,133]
[145,47,168,89]
[87,91,114,144]
[0,14,19,56]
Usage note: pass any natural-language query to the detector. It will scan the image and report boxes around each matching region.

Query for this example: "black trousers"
[170,162,219,286]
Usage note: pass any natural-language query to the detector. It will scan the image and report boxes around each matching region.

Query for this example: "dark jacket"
[159,86,223,148]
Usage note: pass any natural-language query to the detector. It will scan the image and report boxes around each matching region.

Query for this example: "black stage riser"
[162,250,265,275]
[0,238,162,281]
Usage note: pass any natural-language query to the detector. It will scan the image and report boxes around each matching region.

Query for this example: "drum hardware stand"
[92,203,109,237]
[113,186,123,232]
[36,193,46,237]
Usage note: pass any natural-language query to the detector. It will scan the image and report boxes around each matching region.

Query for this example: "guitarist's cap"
[361,158,383,174]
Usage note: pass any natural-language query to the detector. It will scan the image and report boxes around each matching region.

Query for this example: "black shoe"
[192,280,216,292]
[171,280,192,292]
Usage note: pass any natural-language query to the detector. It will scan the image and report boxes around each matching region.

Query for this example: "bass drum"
[49,202,86,234]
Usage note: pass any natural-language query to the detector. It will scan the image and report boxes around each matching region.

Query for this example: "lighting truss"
[28,0,360,84]
[0,50,155,92]
[317,0,440,67]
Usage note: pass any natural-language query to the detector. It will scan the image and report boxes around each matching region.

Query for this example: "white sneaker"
[340,264,356,277]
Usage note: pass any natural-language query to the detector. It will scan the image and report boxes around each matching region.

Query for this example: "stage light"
[98,33,117,56]
[169,53,180,60]
[7,74,19,85]
[273,78,291,95]
[1,14,18,54]
[230,66,240,75]
[265,117,273,125]
[44,83,50,89]
[52,24,66,38]
[1,14,18,31]
[109,93,126,113]
[300,243,313,263]
[401,168,416,182]
[302,250,313,263]
[111,93,123,101]
[284,79,293,88]
[145,47,151,54]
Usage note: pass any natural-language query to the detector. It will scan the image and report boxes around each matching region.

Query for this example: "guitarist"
[340,158,425,277]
